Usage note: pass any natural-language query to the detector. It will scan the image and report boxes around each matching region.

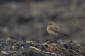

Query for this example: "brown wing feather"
[50,26,69,37]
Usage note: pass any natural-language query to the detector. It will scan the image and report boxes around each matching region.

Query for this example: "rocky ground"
[0,37,85,56]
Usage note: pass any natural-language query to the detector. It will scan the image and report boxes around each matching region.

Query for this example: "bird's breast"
[47,26,58,36]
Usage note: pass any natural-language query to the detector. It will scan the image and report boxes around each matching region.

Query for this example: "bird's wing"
[50,26,69,37]
[49,26,60,34]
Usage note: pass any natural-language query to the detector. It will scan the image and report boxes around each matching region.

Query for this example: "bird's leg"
[50,35,59,43]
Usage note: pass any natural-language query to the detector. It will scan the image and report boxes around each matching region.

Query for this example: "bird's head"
[47,21,56,26]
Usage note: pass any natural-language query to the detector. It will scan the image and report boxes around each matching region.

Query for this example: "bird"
[47,21,70,40]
